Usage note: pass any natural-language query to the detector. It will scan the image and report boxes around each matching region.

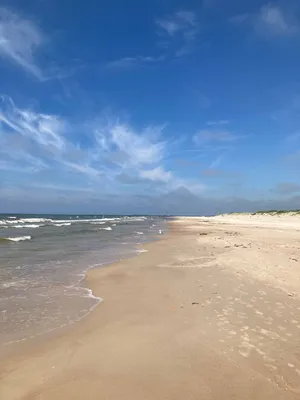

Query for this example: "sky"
[0,0,300,214]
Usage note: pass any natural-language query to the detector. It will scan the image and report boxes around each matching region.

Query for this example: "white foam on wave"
[82,287,102,301]
[137,249,148,253]
[5,236,31,242]
[0,220,17,225]
[78,217,118,223]
[96,218,118,222]
[53,223,71,227]
[49,217,119,224]
[0,216,148,227]
[136,231,144,235]
[91,221,106,225]
[69,216,147,224]
[14,224,41,229]
[99,226,112,231]
[123,216,147,222]
[20,218,53,223]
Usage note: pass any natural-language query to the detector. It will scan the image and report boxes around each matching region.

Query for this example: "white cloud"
[0,8,45,79]
[139,166,207,195]
[231,4,299,38]
[106,10,199,71]
[156,10,199,57]
[0,95,174,187]
[0,96,65,150]
[95,123,166,167]
[0,95,102,179]
[105,55,165,71]
[156,11,197,36]
[140,166,172,183]
[2,148,49,171]
[111,125,164,165]
[257,4,298,36]
[0,96,207,196]
[62,162,102,178]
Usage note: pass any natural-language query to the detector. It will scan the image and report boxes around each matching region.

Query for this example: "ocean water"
[0,214,165,347]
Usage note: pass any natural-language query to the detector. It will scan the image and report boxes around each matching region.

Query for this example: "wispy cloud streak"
[0,96,175,188]
[156,10,199,57]
[0,8,45,79]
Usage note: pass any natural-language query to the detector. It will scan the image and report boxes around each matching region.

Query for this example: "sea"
[0,214,165,347]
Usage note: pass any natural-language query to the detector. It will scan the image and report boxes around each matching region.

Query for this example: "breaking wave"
[0,236,32,242]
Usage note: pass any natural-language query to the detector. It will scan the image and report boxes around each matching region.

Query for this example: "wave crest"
[0,236,32,242]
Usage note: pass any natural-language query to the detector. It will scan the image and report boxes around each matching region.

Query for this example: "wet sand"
[1,216,300,399]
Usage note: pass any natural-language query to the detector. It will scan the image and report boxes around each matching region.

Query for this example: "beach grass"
[252,209,300,215]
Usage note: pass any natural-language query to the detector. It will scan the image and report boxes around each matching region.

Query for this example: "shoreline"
[0,214,162,347]
[2,216,300,399]
[0,231,164,359]
[1,218,165,353]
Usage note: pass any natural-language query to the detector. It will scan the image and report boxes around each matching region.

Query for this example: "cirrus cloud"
[0,8,45,79]
[0,95,186,192]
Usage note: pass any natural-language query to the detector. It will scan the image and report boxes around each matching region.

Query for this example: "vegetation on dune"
[252,210,300,215]
[220,210,300,216]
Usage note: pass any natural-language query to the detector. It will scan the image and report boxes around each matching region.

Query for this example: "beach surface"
[2,214,300,399]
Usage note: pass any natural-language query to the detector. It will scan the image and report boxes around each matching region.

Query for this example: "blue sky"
[0,0,300,214]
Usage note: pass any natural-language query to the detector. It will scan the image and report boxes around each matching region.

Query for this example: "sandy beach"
[2,215,300,399]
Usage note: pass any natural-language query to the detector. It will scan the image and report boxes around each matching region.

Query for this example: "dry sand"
[2,215,300,399]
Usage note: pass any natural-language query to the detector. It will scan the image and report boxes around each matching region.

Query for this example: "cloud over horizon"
[0,95,206,202]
